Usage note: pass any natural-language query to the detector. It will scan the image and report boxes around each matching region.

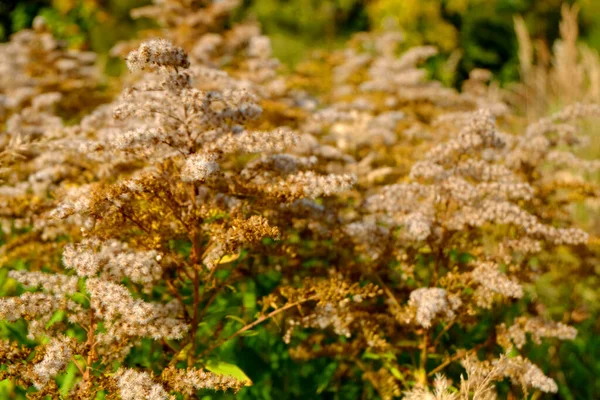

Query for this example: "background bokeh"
[2,0,600,83]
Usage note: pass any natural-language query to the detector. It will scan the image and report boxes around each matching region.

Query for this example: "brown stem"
[188,248,201,367]
[431,230,446,287]
[428,339,490,377]
[155,192,190,231]
[182,106,195,153]
[417,331,429,386]
[187,182,202,367]
[113,203,151,234]
[196,256,225,302]
[373,272,402,311]
[161,339,178,354]
[165,279,191,320]
[83,310,96,381]
[428,349,468,377]
[195,268,239,328]
[171,256,194,281]
[71,356,85,376]
[431,320,455,348]
[355,359,387,399]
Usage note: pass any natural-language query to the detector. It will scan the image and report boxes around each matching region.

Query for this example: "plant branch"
[199,296,316,358]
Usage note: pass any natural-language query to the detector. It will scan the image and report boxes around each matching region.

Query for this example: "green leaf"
[224,285,237,293]
[458,252,475,264]
[239,330,259,337]
[3,321,31,344]
[316,362,338,394]
[218,253,240,264]
[390,367,403,381]
[225,315,246,325]
[46,310,66,329]
[362,351,380,360]
[363,351,396,361]
[242,290,257,309]
[70,292,89,306]
[59,362,78,397]
[206,360,251,383]
[174,343,193,361]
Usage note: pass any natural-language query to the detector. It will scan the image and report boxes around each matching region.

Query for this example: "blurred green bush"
[0,0,151,52]
[2,0,599,83]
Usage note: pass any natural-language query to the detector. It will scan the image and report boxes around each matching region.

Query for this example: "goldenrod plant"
[0,2,599,399]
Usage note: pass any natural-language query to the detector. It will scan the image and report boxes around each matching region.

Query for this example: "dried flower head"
[126,39,190,72]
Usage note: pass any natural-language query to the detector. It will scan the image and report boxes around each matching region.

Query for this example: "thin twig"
[428,349,469,377]
[432,320,456,348]
[373,272,402,311]
[199,296,317,358]
[165,279,191,320]
[71,356,85,376]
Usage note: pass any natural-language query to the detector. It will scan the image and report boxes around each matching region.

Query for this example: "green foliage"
[239,0,368,66]
[1,0,152,53]
[4,0,600,82]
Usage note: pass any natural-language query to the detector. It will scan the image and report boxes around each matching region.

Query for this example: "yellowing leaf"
[175,343,193,361]
[218,253,240,264]
[225,315,246,325]
[206,360,252,385]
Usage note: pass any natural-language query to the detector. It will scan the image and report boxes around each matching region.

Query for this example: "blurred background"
[1,0,599,84]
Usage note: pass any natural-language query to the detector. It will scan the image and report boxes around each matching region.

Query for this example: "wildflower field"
[0,1,599,399]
